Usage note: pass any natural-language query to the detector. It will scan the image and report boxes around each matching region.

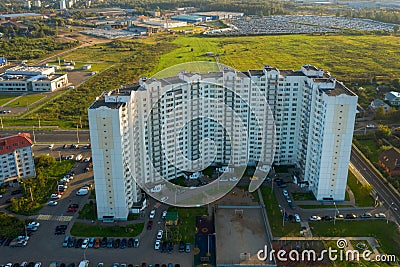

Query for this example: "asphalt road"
[0,130,90,144]
[350,149,400,225]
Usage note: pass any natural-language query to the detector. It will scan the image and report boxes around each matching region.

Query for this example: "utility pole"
[58,151,61,162]
[80,116,82,128]
[32,126,36,144]
[0,117,3,128]
[76,124,80,144]
[38,116,41,128]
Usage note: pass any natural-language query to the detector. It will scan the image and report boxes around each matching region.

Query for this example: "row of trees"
[8,155,74,215]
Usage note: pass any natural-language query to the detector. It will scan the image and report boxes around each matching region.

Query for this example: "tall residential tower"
[89,64,357,221]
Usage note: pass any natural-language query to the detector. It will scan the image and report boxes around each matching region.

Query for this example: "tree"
[34,154,56,168]
[376,125,391,139]
[374,106,386,120]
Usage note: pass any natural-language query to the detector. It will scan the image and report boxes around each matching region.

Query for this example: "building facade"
[0,133,35,185]
[0,65,68,92]
[89,64,358,220]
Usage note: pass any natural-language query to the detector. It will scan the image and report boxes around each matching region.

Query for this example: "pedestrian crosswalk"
[35,214,73,222]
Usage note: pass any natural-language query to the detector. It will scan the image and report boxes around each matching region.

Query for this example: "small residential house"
[379,147,400,177]
[165,212,179,226]
[369,99,390,112]
[384,91,400,106]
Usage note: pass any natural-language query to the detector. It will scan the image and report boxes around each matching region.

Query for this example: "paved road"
[0,130,90,144]
[350,149,400,225]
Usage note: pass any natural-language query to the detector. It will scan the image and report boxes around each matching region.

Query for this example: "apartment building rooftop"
[89,84,140,110]
[0,133,32,155]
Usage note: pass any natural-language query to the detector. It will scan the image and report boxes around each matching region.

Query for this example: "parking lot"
[0,145,192,266]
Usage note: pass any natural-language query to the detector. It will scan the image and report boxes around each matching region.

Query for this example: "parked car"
[48,201,58,206]
[179,241,185,252]
[154,240,161,250]
[76,188,89,196]
[107,238,114,248]
[149,210,156,219]
[94,238,101,249]
[322,215,333,221]
[361,213,372,218]
[309,216,321,221]
[81,238,89,249]
[162,211,167,219]
[75,154,83,161]
[282,189,289,197]
[185,243,191,253]
[88,237,95,248]
[147,220,153,230]
[336,214,344,220]
[120,238,127,249]
[294,214,301,222]
[62,236,69,247]
[101,237,107,247]
[375,213,386,218]
[345,214,357,220]
[157,230,163,239]
[134,238,139,248]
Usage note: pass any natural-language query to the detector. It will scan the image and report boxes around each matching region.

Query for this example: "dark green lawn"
[310,220,400,257]
[347,171,375,207]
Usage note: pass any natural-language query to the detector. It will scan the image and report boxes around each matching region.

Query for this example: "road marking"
[36,214,73,222]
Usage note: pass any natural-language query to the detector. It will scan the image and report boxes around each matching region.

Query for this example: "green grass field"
[0,95,18,106]
[310,220,400,257]
[347,170,375,207]
[152,35,400,81]
[5,94,46,107]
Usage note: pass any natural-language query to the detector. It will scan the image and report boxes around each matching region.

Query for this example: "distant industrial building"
[192,11,244,21]
[0,133,35,185]
[0,65,68,92]
[136,17,187,29]
[171,14,203,23]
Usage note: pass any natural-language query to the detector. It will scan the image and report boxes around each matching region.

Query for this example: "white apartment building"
[89,64,357,221]
[0,133,36,185]
[0,65,68,92]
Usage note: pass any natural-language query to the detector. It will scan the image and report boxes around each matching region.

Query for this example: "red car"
[67,204,79,212]
[147,220,153,230]
[54,190,63,195]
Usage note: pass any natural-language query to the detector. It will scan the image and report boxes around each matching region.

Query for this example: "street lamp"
[333,202,339,225]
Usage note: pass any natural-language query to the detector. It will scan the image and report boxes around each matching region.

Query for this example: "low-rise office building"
[0,65,68,92]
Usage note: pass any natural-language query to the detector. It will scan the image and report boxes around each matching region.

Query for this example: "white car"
[229,177,238,182]
[34,263,42,267]
[294,214,301,222]
[51,194,61,199]
[76,188,89,196]
[374,213,386,218]
[282,189,289,197]
[48,201,58,206]
[48,144,54,149]
[58,185,67,190]
[154,240,161,250]
[149,209,156,219]
[67,155,74,160]
[28,221,40,228]
[76,154,83,161]
[81,238,89,249]
[84,157,91,162]
[162,210,167,219]
[157,230,164,239]
[309,216,321,221]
